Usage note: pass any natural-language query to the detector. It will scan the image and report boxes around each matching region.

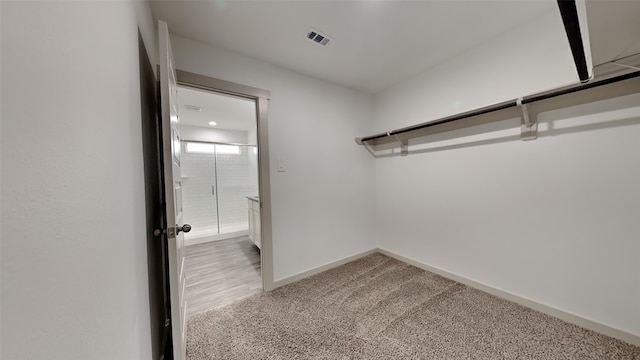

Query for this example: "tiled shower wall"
[180,144,258,233]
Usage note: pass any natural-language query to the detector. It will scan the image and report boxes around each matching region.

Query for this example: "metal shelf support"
[518,98,537,141]
[393,134,409,156]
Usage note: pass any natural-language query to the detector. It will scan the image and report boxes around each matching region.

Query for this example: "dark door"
[139,32,172,360]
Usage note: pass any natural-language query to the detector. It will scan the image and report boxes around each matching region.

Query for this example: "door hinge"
[153,227,176,239]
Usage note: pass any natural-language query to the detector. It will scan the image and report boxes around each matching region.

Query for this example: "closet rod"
[356,70,640,145]
[557,0,590,83]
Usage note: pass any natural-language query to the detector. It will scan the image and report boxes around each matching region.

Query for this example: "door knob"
[177,224,191,234]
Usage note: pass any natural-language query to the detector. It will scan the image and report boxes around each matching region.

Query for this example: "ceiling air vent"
[306,28,331,46]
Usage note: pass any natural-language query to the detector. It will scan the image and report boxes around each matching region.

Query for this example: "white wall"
[1,2,155,359]
[179,124,247,144]
[170,35,376,281]
[374,10,576,133]
[134,0,158,78]
[374,10,640,337]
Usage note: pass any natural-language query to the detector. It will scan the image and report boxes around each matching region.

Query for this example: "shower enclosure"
[180,140,259,243]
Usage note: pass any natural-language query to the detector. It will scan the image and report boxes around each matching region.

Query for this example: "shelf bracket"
[363,142,376,157]
[518,97,537,141]
[393,134,409,156]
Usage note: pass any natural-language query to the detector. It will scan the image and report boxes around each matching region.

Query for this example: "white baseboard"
[376,248,640,347]
[184,230,249,246]
[272,249,378,289]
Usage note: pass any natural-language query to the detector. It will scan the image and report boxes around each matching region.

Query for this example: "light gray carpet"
[187,253,640,359]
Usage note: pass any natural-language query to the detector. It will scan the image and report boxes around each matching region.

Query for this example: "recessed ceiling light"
[208,121,217,126]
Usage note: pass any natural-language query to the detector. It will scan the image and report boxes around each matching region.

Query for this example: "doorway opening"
[174,72,273,319]
[178,85,259,244]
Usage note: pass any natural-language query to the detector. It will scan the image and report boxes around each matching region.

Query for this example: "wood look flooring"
[185,235,262,317]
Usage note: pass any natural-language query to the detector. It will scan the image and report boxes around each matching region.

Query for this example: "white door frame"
[176,70,275,291]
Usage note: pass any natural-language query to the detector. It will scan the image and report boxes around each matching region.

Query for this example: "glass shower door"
[181,142,259,238]
[215,144,257,234]
[180,142,219,238]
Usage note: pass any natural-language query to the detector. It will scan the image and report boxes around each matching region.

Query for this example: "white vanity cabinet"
[247,197,261,249]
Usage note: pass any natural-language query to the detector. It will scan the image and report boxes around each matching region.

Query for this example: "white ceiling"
[151,0,557,94]
[177,86,256,131]
[585,0,640,66]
